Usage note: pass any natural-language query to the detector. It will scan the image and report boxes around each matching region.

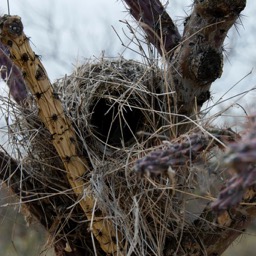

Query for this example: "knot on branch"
[0,15,23,38]
[190,47,223,84]
[195,0,246,18]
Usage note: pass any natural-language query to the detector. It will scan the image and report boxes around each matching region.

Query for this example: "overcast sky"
[0,2,255,254]
[1,0,256,118]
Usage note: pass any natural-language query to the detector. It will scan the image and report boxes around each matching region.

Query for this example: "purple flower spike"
[0,42,28,105]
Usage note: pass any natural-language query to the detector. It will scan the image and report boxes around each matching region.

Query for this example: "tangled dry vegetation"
[0,1,255,256]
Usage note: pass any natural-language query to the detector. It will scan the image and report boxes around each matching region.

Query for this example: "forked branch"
[124,0,246,128]
[170,0,246,120]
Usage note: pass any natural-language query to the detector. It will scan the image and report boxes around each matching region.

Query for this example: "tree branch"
[123,0,181,57]
[124,0,246,131]
[170,0,246,123]
[0,15,123,255]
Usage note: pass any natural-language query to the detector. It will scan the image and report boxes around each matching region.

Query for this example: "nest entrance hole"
[91,98,143,147]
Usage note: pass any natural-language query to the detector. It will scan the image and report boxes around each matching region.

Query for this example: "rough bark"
[170,0,246,122]
[125,0,246,130]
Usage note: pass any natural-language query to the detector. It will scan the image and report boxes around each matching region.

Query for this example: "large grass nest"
[0,57,225,255]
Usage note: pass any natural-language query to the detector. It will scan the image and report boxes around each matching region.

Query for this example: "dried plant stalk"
[0,15,123,255]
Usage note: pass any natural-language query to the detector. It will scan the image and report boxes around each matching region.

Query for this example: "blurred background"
[0,0,255,255]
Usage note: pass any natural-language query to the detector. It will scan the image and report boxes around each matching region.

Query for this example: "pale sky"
[1,0,256,117]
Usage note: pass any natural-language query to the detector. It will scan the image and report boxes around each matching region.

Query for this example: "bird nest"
[1,57,226,255]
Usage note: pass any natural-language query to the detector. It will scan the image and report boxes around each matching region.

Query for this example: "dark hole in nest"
[91,98,143,147]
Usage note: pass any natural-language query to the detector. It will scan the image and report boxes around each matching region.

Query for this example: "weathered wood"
[0,15,123,255]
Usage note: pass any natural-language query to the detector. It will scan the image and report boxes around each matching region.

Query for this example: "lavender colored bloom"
[0,42,28,105]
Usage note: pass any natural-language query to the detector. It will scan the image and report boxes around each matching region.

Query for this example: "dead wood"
[0,15,124,255]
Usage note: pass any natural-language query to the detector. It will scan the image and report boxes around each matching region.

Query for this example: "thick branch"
[123,0,181,56]
[124,0,246,130]
[170,0,246,122]
[0,15,123,255]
